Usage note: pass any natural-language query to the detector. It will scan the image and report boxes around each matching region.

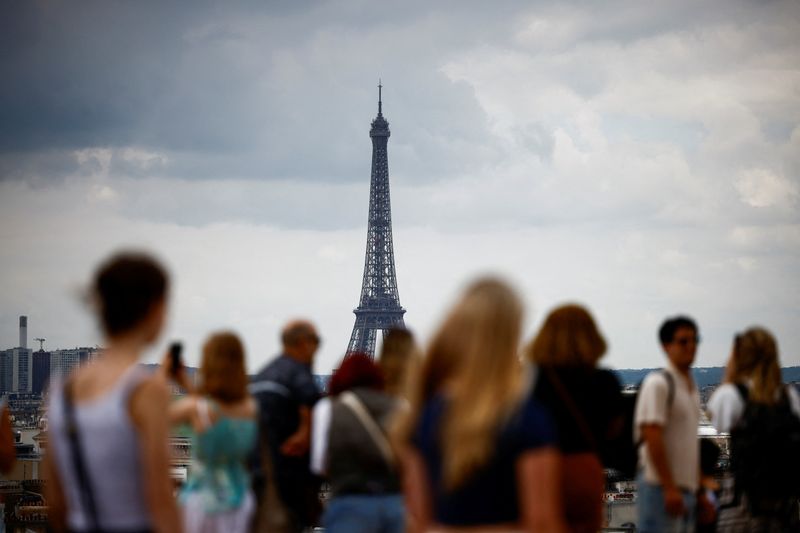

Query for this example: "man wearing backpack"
[635,316,711,532]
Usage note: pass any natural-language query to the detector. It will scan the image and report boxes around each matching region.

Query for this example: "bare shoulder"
[130,374,171,425]
[137,374,171,400]
[171,394,198,414]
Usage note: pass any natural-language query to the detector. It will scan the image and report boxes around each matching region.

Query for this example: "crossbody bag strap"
[63,379,101,531]
[660,369,675,412]
[339,391,395,466]
[544,368,598,451]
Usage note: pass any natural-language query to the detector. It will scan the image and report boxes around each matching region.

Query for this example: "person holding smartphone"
[166,332,258,533]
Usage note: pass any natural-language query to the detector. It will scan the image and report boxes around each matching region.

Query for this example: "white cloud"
[736,168,798,209]
[2,0,800,372]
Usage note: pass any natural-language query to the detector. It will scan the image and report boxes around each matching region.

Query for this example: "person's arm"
[640,424,685,516]
[0,405,15,473]
[281,405,311,456]
[130,377,182,533]
[517,447,567,533]
[696,474,716,525]
[168,396,201,429]
[42,444,67,532]
[400,447,432,533]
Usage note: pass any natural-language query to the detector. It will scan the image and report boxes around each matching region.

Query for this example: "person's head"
[400,277,525,490]
[92,252,168,344]
[730,327,782,404]
[527,304,607,368]
[281,319,320,364]
[328,353,384,396]
[659,315,699,371]
[428,277,523,395]
[200,332,249,403]
[378,328,421,398]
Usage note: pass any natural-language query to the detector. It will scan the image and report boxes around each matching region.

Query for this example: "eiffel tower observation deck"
[346,83,406,358]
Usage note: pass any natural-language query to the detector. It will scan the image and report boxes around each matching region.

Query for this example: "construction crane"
[34,338,45,351]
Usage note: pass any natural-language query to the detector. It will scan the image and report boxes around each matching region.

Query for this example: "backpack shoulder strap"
[544,367,598,451]
[659,369,675,412]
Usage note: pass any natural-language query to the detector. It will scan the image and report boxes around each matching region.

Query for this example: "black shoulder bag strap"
[545,368,598,451]
[63,379,101,531]
[660,369,675,413]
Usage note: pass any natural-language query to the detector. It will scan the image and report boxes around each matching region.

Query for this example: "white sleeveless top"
[48,365,153,531]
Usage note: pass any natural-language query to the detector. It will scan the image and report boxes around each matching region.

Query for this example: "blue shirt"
[251,354,320,447]
[412,390,556,526]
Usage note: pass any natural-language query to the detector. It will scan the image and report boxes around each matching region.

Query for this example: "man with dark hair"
[635,315,709,532]
[251,319,322,531]
[658,316,700,347]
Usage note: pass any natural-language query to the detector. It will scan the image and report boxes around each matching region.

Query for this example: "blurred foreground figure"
[635,316,709,533]
[707,327,800,532]
[311,353,404,533]
[250,320,322,532]
[394,277,566,532]
[168,332,258,533]
[527,304,624,533]
[0,397,15,473]
[44,252,180,532]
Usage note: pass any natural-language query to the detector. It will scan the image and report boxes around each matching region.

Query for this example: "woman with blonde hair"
[168,332,258,533]
[707,327,800,531]
[378,328,421,400]
[526,304,624,532]
[395,277,565,532]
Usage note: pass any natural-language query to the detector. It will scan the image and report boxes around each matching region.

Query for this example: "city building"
[31,351,50,396]
[0,317,34,394]
[0,348,34,394]
[49,347,101,381]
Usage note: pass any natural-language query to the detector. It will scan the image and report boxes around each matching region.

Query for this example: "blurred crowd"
[4,251,797,533]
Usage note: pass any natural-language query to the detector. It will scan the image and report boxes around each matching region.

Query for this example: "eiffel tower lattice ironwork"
[346,83,406,358]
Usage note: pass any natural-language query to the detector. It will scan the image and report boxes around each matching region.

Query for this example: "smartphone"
[169,342,183,375]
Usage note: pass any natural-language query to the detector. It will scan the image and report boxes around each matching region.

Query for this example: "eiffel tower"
[346,83,406,358]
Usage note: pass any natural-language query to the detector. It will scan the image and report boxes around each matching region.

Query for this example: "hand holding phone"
[169,342,183,375]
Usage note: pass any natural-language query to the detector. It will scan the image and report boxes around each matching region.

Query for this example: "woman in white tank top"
[44,252,181,533]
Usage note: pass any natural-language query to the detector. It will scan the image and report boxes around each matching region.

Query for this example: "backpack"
[604,369,674,480]
[730,384,800,516]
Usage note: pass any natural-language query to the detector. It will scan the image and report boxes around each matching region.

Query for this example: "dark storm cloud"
[0,0,532,183]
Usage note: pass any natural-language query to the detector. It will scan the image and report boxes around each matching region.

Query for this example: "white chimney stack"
[19,315,27,349]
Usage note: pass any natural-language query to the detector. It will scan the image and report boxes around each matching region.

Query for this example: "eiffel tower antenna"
[346,83,406,358]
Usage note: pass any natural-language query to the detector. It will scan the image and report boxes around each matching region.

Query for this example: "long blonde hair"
[395,277,526,490]
[730,327,783,405]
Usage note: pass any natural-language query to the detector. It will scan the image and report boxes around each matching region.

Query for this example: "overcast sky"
[1,0,798,374]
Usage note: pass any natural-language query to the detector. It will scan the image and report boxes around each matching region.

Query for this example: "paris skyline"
[1,1,798,374]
